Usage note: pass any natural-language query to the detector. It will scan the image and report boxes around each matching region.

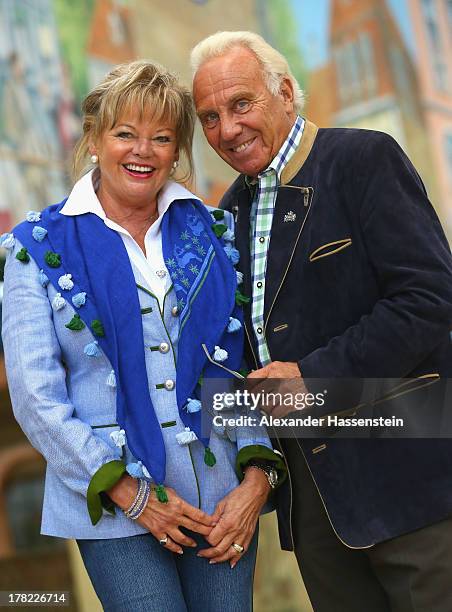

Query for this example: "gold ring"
[231,542,244,554]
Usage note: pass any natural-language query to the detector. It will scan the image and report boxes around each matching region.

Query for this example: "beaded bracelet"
[123,478,145,517]
[124,479,149,520]
[124,478,150,520]
[128,483,150,520]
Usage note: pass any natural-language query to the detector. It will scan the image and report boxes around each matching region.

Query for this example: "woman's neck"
[96,183,158,253]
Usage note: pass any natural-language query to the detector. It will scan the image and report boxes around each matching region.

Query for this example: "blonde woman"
[2,60,284,611]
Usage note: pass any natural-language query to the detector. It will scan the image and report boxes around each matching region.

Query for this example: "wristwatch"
[245,460,279,489]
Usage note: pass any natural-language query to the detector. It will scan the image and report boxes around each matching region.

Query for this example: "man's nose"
[220,116,242,142]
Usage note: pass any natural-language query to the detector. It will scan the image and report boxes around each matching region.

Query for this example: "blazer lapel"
[264,184,313,324]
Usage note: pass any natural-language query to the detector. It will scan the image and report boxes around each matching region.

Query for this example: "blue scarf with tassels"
[13,197,244,485]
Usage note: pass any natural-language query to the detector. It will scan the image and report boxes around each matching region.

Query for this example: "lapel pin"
[284,211,297,223]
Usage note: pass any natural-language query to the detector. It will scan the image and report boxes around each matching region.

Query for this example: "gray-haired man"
[191,30,452,612]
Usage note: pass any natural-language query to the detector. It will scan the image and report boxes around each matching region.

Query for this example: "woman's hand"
[197,467,270,567]
[107,475,216,554]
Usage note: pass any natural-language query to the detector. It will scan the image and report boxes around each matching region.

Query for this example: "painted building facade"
[305,0,452,235]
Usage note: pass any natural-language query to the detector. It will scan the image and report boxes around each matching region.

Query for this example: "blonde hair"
[73,60,195,183]
[190,31,304,113]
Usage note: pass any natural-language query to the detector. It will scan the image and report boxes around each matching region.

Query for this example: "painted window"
[390,45,410,98]
[346,40,362,102]
[445,132,452,183]
[421,0,449,92]
[334,46,349,105]
[447,0,452,41]
[108,10,127,47]
[358,32,377,97]
[5,472,62,552]
[334,40,363,106]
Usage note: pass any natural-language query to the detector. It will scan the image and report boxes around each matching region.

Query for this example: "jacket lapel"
[264,185,313,324]
[262,120,319,327]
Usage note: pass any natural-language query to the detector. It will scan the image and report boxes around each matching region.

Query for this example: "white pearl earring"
[91,154,98,164]
[172,160,178,169]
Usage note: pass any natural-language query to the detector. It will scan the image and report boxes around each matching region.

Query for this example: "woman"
[1,61,284,611]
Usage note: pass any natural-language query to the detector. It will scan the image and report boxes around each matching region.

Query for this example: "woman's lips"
[122,163,155,178]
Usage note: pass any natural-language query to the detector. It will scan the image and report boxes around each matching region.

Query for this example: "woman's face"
[92,109,179,209]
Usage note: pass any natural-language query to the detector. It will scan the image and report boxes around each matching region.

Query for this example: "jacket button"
[164,379,175,391]
[159,342,170,354]
[171,306,179,316]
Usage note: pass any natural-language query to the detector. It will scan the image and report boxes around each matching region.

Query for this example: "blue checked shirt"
[248,115,305,366]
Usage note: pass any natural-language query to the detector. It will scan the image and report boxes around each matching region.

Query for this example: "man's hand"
[197,468,270,568]
[247,361,302,380]
[246,361,308,417]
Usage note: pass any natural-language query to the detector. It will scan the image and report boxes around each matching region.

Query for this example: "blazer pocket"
[309,238,352,262]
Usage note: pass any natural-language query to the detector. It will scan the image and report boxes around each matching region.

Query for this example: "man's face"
[193,46,296,177]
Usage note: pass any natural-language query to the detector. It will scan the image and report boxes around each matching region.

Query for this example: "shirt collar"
[245,114,305,188]
[60,169,200,220]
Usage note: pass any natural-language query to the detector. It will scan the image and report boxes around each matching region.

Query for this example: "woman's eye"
[116,131,134,139]
[153,135,172,144]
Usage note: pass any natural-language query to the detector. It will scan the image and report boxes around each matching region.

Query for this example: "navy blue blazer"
[221,121,452,549]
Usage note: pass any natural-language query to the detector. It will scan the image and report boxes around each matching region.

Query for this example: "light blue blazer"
[2,210,274,540]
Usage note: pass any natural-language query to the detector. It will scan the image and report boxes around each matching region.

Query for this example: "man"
[191,31,452,611]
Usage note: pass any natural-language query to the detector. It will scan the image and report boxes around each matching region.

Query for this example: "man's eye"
[202,113,219,128]
[235,100,250,112]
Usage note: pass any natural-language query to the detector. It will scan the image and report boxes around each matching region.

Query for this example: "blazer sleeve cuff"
[87,460,126,526]
[235,444,287,487]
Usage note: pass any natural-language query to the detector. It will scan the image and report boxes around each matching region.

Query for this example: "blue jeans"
[77,529,258,612]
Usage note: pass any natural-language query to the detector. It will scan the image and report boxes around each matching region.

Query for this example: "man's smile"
[230,137,256,153]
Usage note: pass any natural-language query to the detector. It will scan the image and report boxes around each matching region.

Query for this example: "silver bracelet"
[124,478,145,515]
[127,481,151,520]
[124,478,150,519]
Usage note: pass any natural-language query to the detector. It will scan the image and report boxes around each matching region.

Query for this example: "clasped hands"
[108,361,302,566]
[108,467,271,568]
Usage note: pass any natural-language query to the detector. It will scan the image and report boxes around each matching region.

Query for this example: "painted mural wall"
[1,0,450,234]
[0,1,451,611]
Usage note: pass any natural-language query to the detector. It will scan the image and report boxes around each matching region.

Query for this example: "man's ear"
[279,76,295,112]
